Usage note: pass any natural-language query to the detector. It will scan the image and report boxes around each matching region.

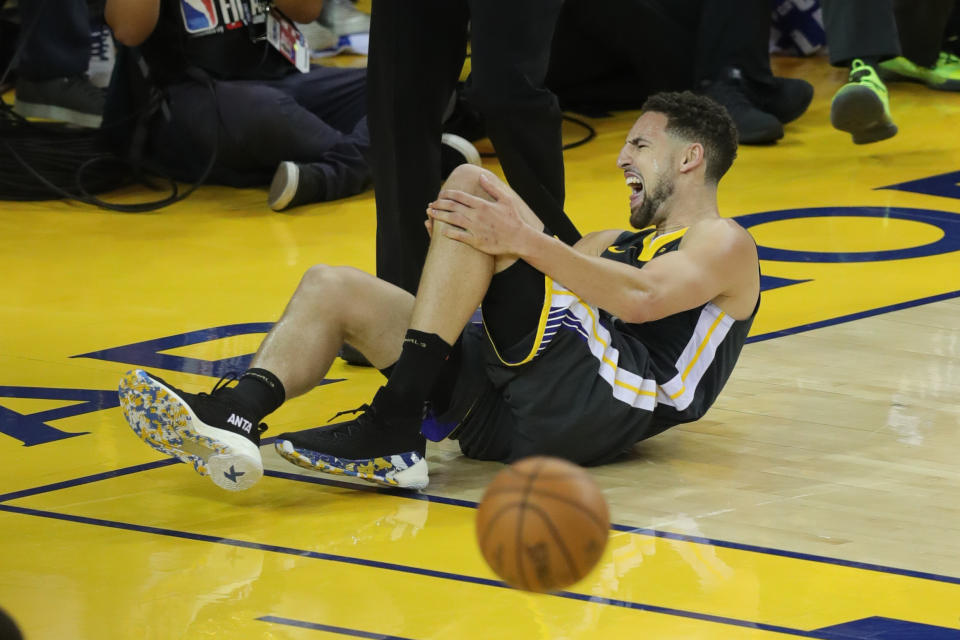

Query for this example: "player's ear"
[679,142,705,174]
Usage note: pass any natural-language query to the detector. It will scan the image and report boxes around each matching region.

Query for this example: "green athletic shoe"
[831,59,897,145]
[879,52,960,91]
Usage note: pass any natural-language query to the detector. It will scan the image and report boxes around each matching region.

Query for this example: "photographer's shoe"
[319,0,370,35]
[14,75,105,128]
[275,387,428,489]
[268,161,326,211]
[118,370,266,491]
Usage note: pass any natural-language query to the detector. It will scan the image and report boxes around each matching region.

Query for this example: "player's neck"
[656,184,719,234]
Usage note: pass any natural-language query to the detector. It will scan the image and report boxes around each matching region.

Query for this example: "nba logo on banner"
[180,0,220,33]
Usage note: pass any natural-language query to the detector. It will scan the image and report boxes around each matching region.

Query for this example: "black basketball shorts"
[434,259,660,466]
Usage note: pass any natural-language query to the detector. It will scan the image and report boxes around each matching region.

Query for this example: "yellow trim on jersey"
[551,286,658,398]
[667,310,727,400]
[637,227,688,262]
[482,274,554,367]
[682,310,727,380]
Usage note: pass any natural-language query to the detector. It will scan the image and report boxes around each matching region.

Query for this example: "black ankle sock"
[379,363,395,381]
[857,56,881,71]
[220,368,286,422]
[382,329,452,415]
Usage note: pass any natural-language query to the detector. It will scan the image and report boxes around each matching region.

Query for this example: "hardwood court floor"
[1,55,959,639]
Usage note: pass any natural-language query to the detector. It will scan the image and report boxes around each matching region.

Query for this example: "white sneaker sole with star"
[118,369,263,491]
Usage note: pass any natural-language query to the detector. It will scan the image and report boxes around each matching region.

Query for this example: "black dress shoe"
[699,70,784,145]
[747,76,814,124]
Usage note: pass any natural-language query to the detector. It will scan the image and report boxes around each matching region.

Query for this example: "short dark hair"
[640,91,738,183]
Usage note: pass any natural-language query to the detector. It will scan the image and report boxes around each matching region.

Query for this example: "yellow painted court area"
[2,55,960,638]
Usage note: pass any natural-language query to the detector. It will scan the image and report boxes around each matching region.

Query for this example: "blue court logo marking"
[735,206,960,262]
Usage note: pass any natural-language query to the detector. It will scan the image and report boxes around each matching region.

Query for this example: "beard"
[630,174,675,229]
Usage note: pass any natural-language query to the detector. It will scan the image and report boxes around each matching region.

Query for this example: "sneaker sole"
[13,100,102,128]
[830,85,897,144]
[118,370,263,491]
[274,439,428,490]
[268,162,299,211]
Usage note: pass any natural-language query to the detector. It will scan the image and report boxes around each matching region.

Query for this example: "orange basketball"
[475,456,610,593]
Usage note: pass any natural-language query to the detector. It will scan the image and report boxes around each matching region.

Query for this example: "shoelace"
[849,59,887,95]
[200,373,268,435]
[325,404,377,439]
[328,404,369,422]
[90,27,112,61]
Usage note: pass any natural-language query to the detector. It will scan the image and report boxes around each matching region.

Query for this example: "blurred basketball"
[475,456,610,592]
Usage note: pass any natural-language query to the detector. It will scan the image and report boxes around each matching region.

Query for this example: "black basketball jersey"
[140,0,292,85]
[600,227,759,430]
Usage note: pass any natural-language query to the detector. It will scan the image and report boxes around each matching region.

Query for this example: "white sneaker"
[319,0,370,36]
[295,20,337,51]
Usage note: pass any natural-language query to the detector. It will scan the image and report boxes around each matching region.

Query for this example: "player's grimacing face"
[616,112,675,228]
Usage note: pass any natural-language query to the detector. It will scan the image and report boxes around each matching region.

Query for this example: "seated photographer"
[103,0,369,210]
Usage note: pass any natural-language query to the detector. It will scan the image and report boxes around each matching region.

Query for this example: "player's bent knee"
[298,264,359,299]
[443,163,483,188]
[442,164,499,197]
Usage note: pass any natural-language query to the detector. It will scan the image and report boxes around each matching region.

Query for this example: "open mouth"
[626,173,644,207]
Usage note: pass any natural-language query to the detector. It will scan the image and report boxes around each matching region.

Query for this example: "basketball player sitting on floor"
[118,91,761,492]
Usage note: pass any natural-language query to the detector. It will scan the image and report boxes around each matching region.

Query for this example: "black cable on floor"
[478,113,597,158]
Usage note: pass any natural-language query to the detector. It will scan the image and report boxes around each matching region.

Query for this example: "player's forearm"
[518,232,655,323]
[274,0,324,23]
[105,0,161,46]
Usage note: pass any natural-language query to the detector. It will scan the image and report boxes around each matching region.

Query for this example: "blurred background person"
[103,0,370,209]
[5,0,105,128]
[545,0,814,145]
[822,0,960,144]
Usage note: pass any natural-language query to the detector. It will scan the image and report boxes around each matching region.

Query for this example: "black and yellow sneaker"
[275,387,428,490]
[831,59,897,144]
[118,370,266,491]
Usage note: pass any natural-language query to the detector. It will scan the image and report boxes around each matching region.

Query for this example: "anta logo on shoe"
[226,413,253,433]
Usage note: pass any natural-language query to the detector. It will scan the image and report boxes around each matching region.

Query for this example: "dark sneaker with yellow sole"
[275,387,428,489]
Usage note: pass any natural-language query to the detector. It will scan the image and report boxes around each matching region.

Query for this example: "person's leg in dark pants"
[685,0,813,143]
[545,0,693,112]
[16,0,90,80]
[821,0,900,68]
[820,0,899,144]
[367,0,470,294]
[267,65,372,209]
[880,0,960,90]
[945,3,960,56]
[13,0,104,127]
[149,75,370,203]
[467,0,580,246]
